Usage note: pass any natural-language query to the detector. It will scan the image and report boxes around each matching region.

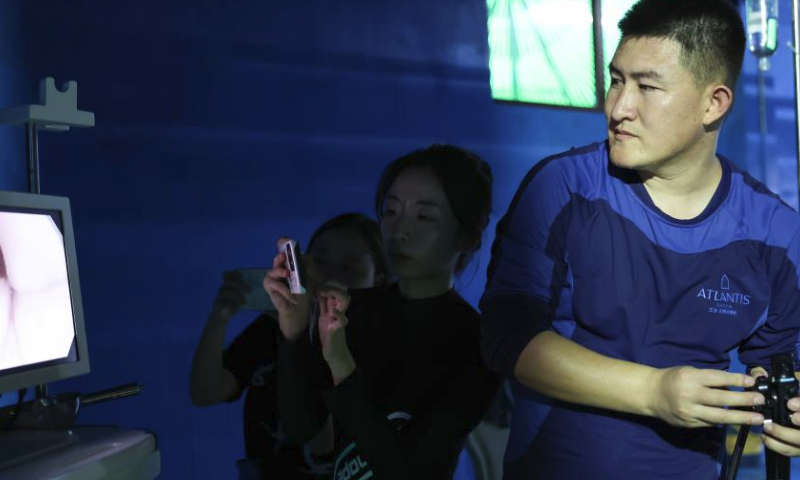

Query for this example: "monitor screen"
[487,0,599,109]
[0,191,88,394]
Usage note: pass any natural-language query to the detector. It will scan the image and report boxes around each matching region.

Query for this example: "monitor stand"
[0,384,143,471]
[0,394,81,470]
[0,429,78,470]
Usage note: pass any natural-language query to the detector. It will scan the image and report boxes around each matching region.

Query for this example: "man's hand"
[264,237,311,341]
[748,367,800,456]
[317,283,355,385]
[761,402,800,456]
[646,366,765,428]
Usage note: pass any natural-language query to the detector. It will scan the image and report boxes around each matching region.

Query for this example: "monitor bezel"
[0,191,89,394]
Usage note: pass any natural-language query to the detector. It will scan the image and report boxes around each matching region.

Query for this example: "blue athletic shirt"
[480,141,800,480]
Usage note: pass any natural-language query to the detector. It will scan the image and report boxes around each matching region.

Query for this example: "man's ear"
[703,83,734,128]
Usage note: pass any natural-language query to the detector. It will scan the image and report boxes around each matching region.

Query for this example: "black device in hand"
[726,352,799,480]
[752,352,799,480]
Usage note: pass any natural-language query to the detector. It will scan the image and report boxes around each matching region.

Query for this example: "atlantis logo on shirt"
[696,274,751,316]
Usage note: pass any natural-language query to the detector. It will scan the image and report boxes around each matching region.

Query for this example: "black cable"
[725,424,751,480]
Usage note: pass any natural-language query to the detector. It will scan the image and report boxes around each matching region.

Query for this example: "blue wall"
[0,0,29,191]
[0,0,782,478]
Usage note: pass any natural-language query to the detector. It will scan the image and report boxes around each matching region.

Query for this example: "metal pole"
[24,122,46,401]
[793,0,800,208]
[25,122,40,195]
[759,69,769,184]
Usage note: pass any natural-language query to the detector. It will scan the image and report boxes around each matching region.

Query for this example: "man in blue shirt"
[480,0,800,478]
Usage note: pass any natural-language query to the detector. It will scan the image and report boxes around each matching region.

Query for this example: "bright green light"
[766,17,778,51]
[487,0,596,108]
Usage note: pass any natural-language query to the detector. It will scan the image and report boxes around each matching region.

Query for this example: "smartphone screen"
[235,268,276,311]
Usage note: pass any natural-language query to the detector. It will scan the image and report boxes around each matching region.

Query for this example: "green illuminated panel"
[601,0,639,93]
[487,0,597,108]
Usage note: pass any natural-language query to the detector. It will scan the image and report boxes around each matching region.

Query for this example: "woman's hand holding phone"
[264,237,311,341]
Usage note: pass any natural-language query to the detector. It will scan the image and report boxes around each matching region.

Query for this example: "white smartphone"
[283,239,307,295]
[235,268,276,311]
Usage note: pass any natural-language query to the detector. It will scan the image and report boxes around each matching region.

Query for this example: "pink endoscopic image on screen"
[0,211,74,370]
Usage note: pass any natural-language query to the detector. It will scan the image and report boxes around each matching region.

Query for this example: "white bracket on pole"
[0,77,95,196]
[0,77,94,131]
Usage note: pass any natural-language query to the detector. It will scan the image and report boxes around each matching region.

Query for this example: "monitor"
[0,191,89,394]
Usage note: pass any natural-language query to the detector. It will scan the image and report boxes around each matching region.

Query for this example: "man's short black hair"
[618,0,745,88]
